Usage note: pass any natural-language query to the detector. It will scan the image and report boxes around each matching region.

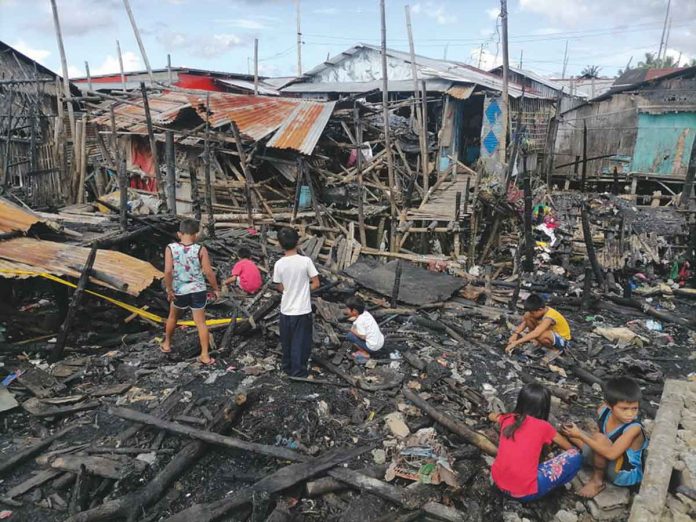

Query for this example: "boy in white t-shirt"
[272,228,320,377]
[344,295,385,361]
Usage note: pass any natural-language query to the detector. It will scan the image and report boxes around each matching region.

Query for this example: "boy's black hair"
[503,383,551,440]
[278,227,299,251]
[523,293,546,312]
[345,295,365,314]
[179,218,200,235]
[238,247,251,259]
[603,376,642,405]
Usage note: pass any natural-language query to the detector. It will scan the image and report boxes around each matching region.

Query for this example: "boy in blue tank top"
[162,219,220,365]
[561,377,648,498]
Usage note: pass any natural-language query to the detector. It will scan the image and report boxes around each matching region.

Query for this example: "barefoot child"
[162,218,220,365]
[490,383,582,502]
[272,228,320,378]
[343,295,386,360]
[561,377,647,498]
[505,294,571,355]
[224,246,262,295]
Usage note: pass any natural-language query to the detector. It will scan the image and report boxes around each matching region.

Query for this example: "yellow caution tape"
[0,268,241,327]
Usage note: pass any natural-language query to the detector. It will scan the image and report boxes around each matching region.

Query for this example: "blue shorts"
[346,331,369,351]
[503,449,583,502]
[552,333,570,352]
[173,291,207,310]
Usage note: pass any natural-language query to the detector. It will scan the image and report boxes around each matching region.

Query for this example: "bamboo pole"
[354,106,367,246]
[116,40,126,92]
[499,0,510,164]
[122,0,154,84]
[165,130,177,214]
[77,114,88,204]
[140,82,167,212]
[203,92,215,237]
[253,38,259,95]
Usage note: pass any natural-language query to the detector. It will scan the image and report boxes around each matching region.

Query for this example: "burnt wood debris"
[1,4,696,521]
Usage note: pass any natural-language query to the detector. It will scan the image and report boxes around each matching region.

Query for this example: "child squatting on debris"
[561,376,648,498]
[505,293,572,355]
[343,295,386,361]
[224,246,263,295]
[162,218,220,365]
[490,383,582,501]
[273,227,320,378]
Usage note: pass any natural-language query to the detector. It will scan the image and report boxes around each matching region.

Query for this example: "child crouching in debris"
[490,383,582,501]
[273,227,320,378]
[505,293,571,355]
[343,295,386,361]
[224,246,262,295]
[162,218,220,365]
[561,376,648,498]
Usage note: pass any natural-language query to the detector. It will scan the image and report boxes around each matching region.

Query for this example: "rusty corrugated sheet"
[446,84,475,100]
[266,101,336,155]
[0,237,163,296]
[95,91,334,154]
[0,197,60,234]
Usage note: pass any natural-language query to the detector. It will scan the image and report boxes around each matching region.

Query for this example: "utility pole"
[380,0,398,252]
[253,38,259,95]
[500,0,510,164]
[296,0,302,76]
[167,54,173,85]
[657,0,672,61]
[478,43,484,69]
[84,61,92,91]
[49,0,77,199]
[116,40,126,92]
[664,16,672,60]
[122,0,154,83]
[561,40,569,79]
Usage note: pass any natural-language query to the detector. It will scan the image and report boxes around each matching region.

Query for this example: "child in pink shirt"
[224,247,262,294]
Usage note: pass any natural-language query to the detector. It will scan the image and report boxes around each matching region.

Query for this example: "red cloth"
[491,414,557,497]
[231,259,262,294]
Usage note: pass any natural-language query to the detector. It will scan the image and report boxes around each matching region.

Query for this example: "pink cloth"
[231,259,262,294]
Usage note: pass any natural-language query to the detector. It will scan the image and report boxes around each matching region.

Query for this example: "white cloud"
[471,47,501,70]
[158,30,245,59]
[218,18,269,30]
[410,2,456,25]
[486,7,499,20]
[26,0,118,36]
[519,0,590,26]
[198,35,243,58]
[11,40,51,65]
[67,65,83,78]
[81,51,144,76]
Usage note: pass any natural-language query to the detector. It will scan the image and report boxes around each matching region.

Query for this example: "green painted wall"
[631,112,696,177]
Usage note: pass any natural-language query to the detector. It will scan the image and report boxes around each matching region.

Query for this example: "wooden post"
[230,121,256,226]
[354,107,367,247]
[167,54,173,86]
[404,4,425,185]
[253,38,259,95]
[118,157,128,231]
[580,204,605,287]
[499,0,510,163]
[421,79,429,191]
[29,71,39,176]
[391,260,403,308]
[380,0,398,252]
[84,61,92,91]
[189,160,201,221]
[581,120,588,192]
[612,166,619,195]
[522,154,534,272]
[49,0,77,195]
[140,82,167,212]
[1,88,14,189]
[165,130,177,214]
[203,93,215,237]
[50,243,99,363]
[543,89,563,190]
[122,0,154,83]
[303,160,326,228]
[295,0,302,76]
[291,158,303,225]
[581,264,594,311]
[77,114,88,204]
[116,40,126,92]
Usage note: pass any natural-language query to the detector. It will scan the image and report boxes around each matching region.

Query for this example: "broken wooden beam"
[108,406,307,462]
[402,387,497,456]
[0,425,77,477]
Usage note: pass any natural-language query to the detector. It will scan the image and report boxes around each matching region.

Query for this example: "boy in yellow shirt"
[506,294,571,355]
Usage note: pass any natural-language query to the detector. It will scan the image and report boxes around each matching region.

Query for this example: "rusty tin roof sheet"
[0,238,163,296]
[96,91,334,155]
[0,197,60,234]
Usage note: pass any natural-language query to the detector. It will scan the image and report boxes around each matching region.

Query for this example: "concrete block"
[588,500,628,521]
[553,509,579,522]
[593,483,630,510]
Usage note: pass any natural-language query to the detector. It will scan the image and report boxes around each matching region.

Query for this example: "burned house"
[0,41,80,207]
[553,66,696,199]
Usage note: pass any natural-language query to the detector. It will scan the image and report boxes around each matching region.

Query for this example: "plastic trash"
[645,319,663,332]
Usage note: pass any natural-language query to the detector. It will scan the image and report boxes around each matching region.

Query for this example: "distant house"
[0,40,80,206]
[71,67,287,96]
[549,77,615,99]
[285,43,577,173]
[554,66,696,189]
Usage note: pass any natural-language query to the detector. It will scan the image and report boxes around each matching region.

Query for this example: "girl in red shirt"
[490,383,582,501]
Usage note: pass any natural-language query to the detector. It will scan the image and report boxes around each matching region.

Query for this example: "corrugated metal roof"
[266,100,336,155]
[95,91,335,155]
[282,78,452,94]
[0,197,60,234]
[215,78,280,96]
[446,84,475,100]
[0,238,162,296]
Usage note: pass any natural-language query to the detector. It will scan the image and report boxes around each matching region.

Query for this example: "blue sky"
[1,0,694,80]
